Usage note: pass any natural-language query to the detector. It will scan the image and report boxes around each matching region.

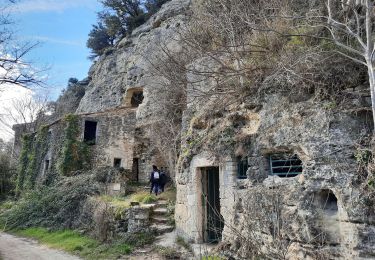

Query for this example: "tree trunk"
[366,60,375,129]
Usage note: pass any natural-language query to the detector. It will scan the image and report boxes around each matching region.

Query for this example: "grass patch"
[142,194,157,204]
[97,187,176,220]
[98,190,161,208]
[158,187,176,203]
[14,227,133,259]
[16,228,97,252]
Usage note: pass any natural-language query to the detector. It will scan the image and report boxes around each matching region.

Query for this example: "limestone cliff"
[76,0,190,119]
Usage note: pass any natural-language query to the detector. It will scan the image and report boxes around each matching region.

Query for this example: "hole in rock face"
[113,158,121,168]
[131,91,144,107]
[316,189,338,214]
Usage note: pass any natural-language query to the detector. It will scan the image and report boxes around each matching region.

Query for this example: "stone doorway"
[132,158,139,181]
[201,167,223,243]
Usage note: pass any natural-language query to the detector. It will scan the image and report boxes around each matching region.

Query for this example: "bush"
[1,174,101,230]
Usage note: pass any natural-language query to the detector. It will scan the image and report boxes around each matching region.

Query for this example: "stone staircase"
[151,200,174,234]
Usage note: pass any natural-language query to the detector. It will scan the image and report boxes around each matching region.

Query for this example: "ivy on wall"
[16,134,33,195]
[57,114,91,176]
[15,125,50,194]
[24,125,49,190]
[16,114,93,195]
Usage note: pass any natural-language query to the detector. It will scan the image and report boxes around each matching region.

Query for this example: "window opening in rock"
[131,91,144,107]
[114,158,122,168]
[269,154,302,177]
[237,157,248,179]
[317,189,338,213]
[84,121,97,144]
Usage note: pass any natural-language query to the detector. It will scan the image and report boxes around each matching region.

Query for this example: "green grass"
[14,227,132,259]
[16,228,97,252]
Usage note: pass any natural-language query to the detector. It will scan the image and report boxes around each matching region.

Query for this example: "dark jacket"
[159,172,167,185]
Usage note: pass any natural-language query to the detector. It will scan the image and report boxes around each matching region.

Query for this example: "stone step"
[151,224,174,234]
[151,216,169,224]
[153,208,168,215]
[156,200,169,206]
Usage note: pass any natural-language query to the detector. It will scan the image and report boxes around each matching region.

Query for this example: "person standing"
[149,165,160,196]
[159,167,167,193]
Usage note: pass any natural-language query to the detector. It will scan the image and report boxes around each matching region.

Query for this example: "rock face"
[175,89,375,259]
[77,0,191,116]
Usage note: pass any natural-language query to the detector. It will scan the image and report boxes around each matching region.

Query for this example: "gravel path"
[0,232,81,260]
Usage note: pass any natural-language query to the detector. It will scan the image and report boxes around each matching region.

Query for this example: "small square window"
[114,158,122,168]
[237,157,248,179]
[269,154,302,178]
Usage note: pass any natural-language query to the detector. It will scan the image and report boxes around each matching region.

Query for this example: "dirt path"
[0,232,81,260]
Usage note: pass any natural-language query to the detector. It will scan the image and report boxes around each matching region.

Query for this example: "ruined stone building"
[13,0,375,259]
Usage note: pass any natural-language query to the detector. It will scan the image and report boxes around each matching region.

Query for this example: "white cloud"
[11,0,98,14]
[0,84,34,141]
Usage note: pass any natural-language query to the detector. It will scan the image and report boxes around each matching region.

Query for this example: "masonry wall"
[82,109,137,171]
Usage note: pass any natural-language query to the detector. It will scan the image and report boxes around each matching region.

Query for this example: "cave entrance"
[84,121,97,144]
[201,167,223,243]
[315,189,338,215]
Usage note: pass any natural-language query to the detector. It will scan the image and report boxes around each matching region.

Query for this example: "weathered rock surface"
[76,0,191,117]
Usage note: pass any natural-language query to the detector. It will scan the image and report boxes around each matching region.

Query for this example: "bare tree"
[306,0,375,126]
[0,0,44,89]
[0,93,50,135]
[146,49,188,178]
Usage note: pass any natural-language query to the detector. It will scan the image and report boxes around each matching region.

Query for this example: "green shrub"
[142,195,157,204]
[1,174,101,230]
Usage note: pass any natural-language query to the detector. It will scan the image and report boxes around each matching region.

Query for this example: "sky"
[0,0,102,141]
[13,0,102,98]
